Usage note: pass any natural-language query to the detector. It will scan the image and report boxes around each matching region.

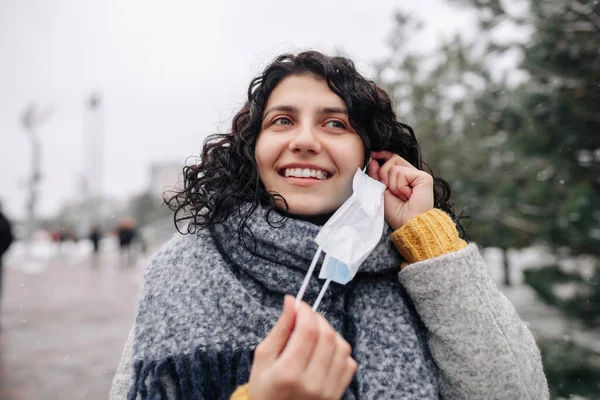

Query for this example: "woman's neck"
[291,212,333,227]
[272,207,333,227]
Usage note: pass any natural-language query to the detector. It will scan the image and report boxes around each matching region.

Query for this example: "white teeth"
[283,168,328,180]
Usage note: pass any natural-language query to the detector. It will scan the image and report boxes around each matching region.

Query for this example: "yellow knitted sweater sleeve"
[391,208,467,268]
[230,383,251,400]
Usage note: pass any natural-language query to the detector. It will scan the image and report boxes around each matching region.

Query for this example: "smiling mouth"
[278,167,331,180]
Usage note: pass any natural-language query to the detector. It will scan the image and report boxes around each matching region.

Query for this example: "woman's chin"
[272,193,346,217]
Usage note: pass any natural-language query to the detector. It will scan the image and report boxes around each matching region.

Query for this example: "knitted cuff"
[391,208,467,267]
[230,383,251,400]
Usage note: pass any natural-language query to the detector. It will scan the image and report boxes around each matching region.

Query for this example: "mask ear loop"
[363,156,373,173]
[294,246,331,312]
[312,279,331,311]
[295,246,323,308]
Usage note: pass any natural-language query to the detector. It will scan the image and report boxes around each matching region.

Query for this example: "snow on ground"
[483,245,558,286]
[4,220,173,274]
[4,236,119,274]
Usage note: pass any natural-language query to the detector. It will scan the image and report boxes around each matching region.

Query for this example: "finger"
[370,150,394,161]
[371,151,394,185]
[367,158,381,181]
[332,358,358,400]
[389,166,413,202]
[372,151,416,169]
[323,335,354,398]
[304,314,337,385]
[256,295,296,361]
[278,301,320,373]
[372,155,415,187]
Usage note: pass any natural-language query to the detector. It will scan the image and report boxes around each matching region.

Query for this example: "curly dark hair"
[166,50,465,241]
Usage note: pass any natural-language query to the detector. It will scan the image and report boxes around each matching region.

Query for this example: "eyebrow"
[317,107,348,116]
[263,105,348,119]
[263,105,298,119]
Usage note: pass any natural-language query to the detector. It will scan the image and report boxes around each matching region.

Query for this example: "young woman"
[110,51,549,400]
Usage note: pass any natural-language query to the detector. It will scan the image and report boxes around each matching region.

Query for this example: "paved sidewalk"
[0,248,149,400]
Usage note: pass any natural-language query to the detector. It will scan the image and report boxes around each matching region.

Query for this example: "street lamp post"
[20,103,54,255]
[82,92,103,237]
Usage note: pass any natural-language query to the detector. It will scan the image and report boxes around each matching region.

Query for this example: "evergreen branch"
[569,0,600,31]
[499,213,542,234]
[516,203,553,217]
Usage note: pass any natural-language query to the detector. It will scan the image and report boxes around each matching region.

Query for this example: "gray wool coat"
[110,229,549,399]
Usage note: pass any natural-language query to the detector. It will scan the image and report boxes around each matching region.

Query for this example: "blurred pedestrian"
[88,225,102,267]
[117,218,137,267]
[0,200,14,309]
[89,226,101,253]
[50,229,61,244]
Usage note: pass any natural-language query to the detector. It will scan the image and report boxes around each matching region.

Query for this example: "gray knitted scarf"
[129,205,439,399]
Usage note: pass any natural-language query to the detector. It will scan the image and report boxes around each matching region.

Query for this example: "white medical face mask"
[296,167,386,311]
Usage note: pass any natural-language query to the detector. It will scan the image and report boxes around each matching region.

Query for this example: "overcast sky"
[0,0,477,220]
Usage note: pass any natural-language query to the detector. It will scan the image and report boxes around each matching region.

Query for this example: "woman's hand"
[248,295,357,400]
[368,151,434,231]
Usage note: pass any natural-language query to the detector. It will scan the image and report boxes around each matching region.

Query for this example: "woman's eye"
[325,120,346,129]
[272,117,292,126]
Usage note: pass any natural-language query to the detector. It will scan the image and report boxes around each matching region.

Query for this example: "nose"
[288,123,322,154]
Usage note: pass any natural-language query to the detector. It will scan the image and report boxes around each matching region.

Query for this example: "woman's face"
[255,74,365,216]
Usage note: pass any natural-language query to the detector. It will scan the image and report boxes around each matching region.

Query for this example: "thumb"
[260,295,297,359]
